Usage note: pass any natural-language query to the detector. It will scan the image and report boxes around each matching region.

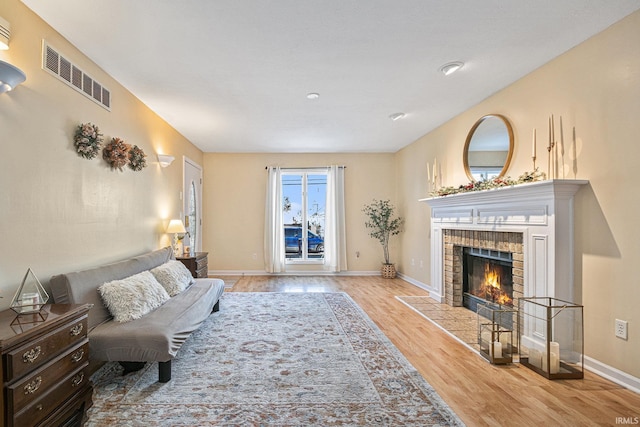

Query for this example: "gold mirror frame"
[463,114,514,181]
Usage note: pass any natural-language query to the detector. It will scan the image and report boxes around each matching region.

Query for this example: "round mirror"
[463,114,514,181]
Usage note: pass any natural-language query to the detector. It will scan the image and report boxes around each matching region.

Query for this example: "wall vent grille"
[42,41,111,111]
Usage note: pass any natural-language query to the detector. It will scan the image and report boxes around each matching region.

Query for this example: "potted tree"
[362,199,404,278]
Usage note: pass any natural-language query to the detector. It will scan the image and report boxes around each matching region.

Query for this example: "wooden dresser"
[176,252,209,278]
[0,304,93,427]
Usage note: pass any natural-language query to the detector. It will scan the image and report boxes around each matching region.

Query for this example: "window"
[281,171,327,262]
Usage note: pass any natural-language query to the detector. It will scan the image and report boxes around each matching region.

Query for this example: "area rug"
[87,292,463,426]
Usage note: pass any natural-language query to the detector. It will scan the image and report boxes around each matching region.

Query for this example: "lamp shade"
[0,60,26,93]
[166,219,186,234]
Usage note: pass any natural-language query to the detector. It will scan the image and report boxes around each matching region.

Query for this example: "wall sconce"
[0,60,26,93]
[157,154,175,168]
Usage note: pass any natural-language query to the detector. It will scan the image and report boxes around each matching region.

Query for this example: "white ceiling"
[21,1,640,153]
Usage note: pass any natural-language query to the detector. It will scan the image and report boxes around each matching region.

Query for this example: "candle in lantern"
[529,348,542,369]
[549,341,560,374]
[491,341,503,359]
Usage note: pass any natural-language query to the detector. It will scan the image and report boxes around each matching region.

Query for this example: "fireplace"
[422,180,588,306]
[463,248,514,313]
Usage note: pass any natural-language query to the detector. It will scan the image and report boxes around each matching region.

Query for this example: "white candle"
[551,114,555,142]
[549,341,560,374]
[532,128,537,158]
[529,348,542,369]
[492,341,503,359]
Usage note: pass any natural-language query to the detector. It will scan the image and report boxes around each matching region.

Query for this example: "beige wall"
[0,0,202,309]
[397,10,640,377]
[202,153,396,272]
[1,0,637,382]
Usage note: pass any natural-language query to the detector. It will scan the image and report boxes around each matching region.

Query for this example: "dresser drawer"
[8,340,89,413]
[13,365,89,427]
[195,266,208,278]
[195,256,208,270]
[5,316,87,381]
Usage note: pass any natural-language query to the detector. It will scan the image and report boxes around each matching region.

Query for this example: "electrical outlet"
[615,319,628,340]
[419,260,424,268]
[411,258,415,266]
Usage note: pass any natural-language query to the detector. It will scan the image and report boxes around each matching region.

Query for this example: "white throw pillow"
[98,271,170,323]
[150,260,195,297]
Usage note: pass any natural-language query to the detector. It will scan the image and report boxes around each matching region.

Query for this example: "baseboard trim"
[209,270,381,277]
[397,273,444,302]
[583,355,640,394]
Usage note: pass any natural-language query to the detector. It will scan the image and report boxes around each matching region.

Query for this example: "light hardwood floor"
[226,275,640,427]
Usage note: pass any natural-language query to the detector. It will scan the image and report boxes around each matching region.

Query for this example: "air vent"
[42,41,111,111]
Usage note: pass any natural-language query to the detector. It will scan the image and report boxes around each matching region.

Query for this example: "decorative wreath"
[103,137,131,171]
[73,123,103,159]
[128,145,147,171]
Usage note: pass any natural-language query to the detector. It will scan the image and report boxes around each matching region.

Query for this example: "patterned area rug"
[87,292,463,426]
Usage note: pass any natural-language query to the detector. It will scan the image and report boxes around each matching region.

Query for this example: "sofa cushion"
[150,260,195,297]
[98,271,170,323]
[50,247,174,330]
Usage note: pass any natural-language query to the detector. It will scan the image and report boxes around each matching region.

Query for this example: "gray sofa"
[49,247,224,382]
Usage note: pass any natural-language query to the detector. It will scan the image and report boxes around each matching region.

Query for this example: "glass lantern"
[518,297,584,379]
[10,268,49,315]
[477,303,517,364]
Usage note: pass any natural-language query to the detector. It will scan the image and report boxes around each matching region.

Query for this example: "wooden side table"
[176,252,209,278]
[0,304,93,427]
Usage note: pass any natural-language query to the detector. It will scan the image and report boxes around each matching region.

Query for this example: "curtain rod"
[265,166,346,170]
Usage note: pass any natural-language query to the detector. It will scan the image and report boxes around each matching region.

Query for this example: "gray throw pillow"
[98,271,170,322]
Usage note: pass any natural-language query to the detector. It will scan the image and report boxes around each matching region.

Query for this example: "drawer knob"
[71,349,85,363]
[24,376,42,395]
[71,372,84,387]
[22,346,42,364]
[70,323,84,336]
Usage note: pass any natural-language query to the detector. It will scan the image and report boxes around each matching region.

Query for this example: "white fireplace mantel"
[420,179,588,303]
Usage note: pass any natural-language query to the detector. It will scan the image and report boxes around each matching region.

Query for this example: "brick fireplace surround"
[444,229,523,307]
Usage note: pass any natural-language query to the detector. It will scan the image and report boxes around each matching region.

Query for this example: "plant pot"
[381,263,396,279]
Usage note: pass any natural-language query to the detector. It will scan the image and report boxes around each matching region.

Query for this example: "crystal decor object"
[10,268,49,314]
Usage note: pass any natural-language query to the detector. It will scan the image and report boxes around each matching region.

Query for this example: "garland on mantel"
[430,169,546,197]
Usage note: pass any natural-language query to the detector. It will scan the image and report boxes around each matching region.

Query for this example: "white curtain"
[264,166,285,273]
[324,165,348,272]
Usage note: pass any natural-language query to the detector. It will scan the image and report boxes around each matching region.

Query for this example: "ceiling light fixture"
[306,92,320,100]
[389,112,405,121]
[439,61,464,76]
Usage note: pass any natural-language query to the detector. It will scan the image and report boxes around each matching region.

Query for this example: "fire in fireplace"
[463,248,514,313]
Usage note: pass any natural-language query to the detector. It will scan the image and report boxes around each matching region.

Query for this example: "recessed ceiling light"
[389,112,405,121]
[306,92,320,99]
[439,61,464,76]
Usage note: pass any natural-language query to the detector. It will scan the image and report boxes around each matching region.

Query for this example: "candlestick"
[532,128,537,170]
[559,116,565,178]
[433,158,438,189]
